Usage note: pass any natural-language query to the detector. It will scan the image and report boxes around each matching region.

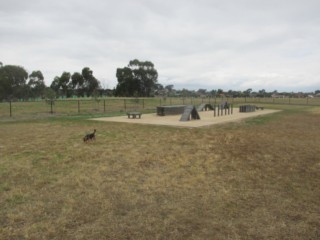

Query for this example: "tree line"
[0,59,160,101]
[0,60,319,101]
[0,63,101,101]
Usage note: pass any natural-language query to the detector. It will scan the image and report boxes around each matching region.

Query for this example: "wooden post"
[78,100,80,113]
[9,101,12,117]
[143,99,145,109]
[124,99,126,110]
[104,99,106,112]
[231,104,233,114]
[213,105,216,117]
[218,105,220,116]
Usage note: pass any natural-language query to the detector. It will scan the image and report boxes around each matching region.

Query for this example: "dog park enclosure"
[0,96,319,118]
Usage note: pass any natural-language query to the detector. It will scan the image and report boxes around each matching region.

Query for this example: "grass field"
[0,105,319,239]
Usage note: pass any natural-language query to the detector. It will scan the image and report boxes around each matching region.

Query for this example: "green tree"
[50,72,71,97]
[115,59,158,97]
[81,67,100,97]
[70,72,84,97]
[59,72,71,97]
[244,88,252,97]
[0,64,28,100]
[43,87,56,100]
[50,77,60,93]
[28,70,46,99]
[115,67,138,96]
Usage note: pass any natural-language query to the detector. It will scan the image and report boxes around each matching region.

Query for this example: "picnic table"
[127,112,142,119]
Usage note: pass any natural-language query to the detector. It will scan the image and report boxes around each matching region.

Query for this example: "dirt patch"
[92,109,281,128]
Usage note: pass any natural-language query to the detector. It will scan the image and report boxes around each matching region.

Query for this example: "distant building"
[271,94,286,98]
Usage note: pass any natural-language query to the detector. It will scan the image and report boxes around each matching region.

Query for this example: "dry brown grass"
[0,105,319,239]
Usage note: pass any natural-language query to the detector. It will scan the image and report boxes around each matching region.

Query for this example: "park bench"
[127,112,142,119]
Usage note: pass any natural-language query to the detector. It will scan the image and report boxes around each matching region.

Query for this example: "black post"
[9,101,12,117]
[218,105,220,116]
[231,104,233,114]
[50,100,53,114]
[213,105,216,117]
[124,99,126,111]
[143,99,145,109]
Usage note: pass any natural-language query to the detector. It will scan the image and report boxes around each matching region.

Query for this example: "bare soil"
[92,109,280,128]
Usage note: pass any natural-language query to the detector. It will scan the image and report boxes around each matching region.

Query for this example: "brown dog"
[83,129,96,143]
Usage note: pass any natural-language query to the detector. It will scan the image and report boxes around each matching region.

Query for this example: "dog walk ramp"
[197,103,206,111]
[180,105,201,121]
[197,103,213,111]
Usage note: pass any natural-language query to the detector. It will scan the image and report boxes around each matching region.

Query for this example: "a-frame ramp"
[180,105,201,121]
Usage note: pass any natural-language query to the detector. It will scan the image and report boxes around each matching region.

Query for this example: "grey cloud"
[1,0,319,91]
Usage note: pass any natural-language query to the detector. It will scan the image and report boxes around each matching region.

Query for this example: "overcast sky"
[1,0,319,92]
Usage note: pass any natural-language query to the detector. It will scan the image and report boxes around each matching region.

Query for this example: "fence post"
[50,100,53,114]
[78,100,80,113]
[104,99,106,112]
[9,101,12,117]
[124,99,126,111]
[143,99,145,109]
